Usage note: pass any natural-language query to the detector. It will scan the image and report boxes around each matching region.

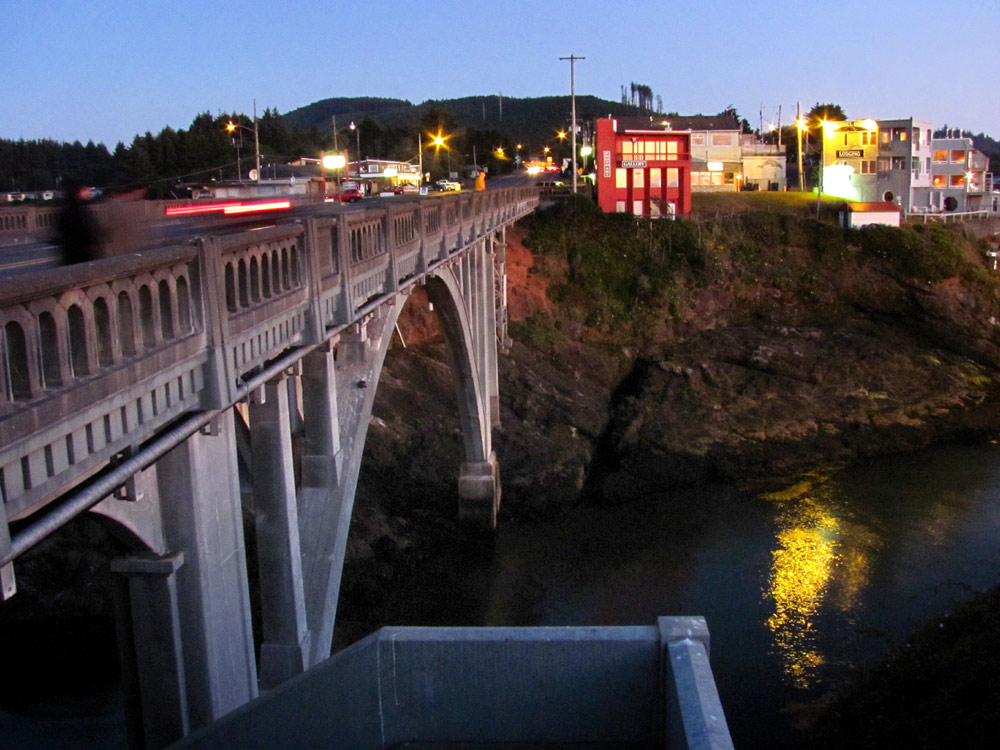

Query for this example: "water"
[356,441,1000,749]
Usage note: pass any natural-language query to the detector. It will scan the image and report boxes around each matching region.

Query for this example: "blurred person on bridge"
[475,170,486,191]
[56,179,100,264]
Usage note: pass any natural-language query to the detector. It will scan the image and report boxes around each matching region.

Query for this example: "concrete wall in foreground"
[173,618,734,750]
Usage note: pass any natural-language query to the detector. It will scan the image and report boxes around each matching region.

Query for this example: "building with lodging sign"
[595,117,692,217]
[819,117,993,216]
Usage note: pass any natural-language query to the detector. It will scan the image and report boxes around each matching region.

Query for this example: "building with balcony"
[595,118,692,217]
[668,114,786,192]
[819,118,993,217]
[876,118,934,212]
[929,137,993,213]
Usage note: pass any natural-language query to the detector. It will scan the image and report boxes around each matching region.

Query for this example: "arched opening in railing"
[138,286,156,350]
[67,304,90,377]
[290,247,300,286]
[94,297,113,366]
[177,276,192,333]
[249,258,260,302]
[3,321,32,400]
[225,263,237,313]
[38,312,62,388]
[158,280,174,340]
[281,249,290,290]
[118,292,136,356]
[261,258,271,298]
[238,259,249,308]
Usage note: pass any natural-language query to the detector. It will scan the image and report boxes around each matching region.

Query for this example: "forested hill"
[282,94,638,144]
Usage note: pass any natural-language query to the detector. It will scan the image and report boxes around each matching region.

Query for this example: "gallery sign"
[621,160,647,168]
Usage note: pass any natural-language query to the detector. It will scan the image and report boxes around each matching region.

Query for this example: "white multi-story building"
[663,114,786,191]
[820,117,996,216]
[875,118,934,213]
[928,137,993,213]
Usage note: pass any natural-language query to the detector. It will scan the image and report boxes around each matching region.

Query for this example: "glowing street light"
[224,99,262,182]
[349,121,361,178]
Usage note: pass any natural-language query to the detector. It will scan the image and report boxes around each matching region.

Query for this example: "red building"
[595,118,692,217]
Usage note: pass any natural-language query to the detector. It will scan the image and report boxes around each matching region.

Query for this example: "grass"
[691,190,842,220]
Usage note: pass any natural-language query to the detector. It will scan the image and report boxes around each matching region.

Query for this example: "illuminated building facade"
[929,137,992,213]
[820,117,993,215]
[595,118,691,217]
[818,119,882,205]
[671,114,786,192]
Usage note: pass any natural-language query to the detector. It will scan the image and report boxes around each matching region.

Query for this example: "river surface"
[4,442,1000,748]
[344,441,1000,749]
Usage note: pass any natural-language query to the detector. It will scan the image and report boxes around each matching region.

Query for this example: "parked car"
[435,179,461,192]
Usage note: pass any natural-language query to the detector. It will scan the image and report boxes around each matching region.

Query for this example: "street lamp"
[349,121,361,179]
[430,131,451,176]
[225,100,262,183]
[322,152,347,196]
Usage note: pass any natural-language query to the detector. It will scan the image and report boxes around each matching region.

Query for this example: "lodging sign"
[836,149,863,159]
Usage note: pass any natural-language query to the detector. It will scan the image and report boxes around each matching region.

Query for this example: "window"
[933,150,948,163]
[691,133,705,146]
[711,133,733,146]
[633,200,644,215]
[622,141,633,156]
[911,157,920,174]
[633,169,644,189]
[615,168,627,188]
[667,141,678,158]
[932,174,946,188]
[667,168,679,187]
[862,131,876,146]
[615,201,626,213]
[895,129,907,141]
[950,174,965,188]
[951,150,966,164]
[861,161,876,174]
[649,169,662,189]
[912,128,919,143]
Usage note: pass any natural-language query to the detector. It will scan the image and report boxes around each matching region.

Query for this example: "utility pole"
[253,99,261,183]
[560,54,585,194]
[797,101,804,192]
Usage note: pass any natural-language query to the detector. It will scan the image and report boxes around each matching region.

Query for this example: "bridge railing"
[0,188,538,529]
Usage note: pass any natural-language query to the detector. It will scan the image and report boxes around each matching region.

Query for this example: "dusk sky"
[4,0,998,149]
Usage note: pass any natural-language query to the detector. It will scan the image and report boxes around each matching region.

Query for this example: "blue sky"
[4,0,998,147]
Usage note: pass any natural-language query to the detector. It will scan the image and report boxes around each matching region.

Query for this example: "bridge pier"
[154,410,258,728]
[458,452,501,528]
[111,552,188,749]
[249,375,311,689]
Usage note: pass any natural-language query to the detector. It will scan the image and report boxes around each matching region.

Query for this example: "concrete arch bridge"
[0,188,538,746]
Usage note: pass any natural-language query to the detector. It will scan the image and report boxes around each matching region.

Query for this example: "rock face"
[340,207,1000,624]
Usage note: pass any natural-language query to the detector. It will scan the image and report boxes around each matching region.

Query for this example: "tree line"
[0,108,324,198]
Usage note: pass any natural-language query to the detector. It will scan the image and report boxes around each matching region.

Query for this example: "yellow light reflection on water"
[761,470,875,690]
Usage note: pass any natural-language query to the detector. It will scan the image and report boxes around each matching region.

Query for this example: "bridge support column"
[458,452,500,529]
[111,552,188,750]
[156,410,258,729]
[249,376,310,689]
[299,344,350,665]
